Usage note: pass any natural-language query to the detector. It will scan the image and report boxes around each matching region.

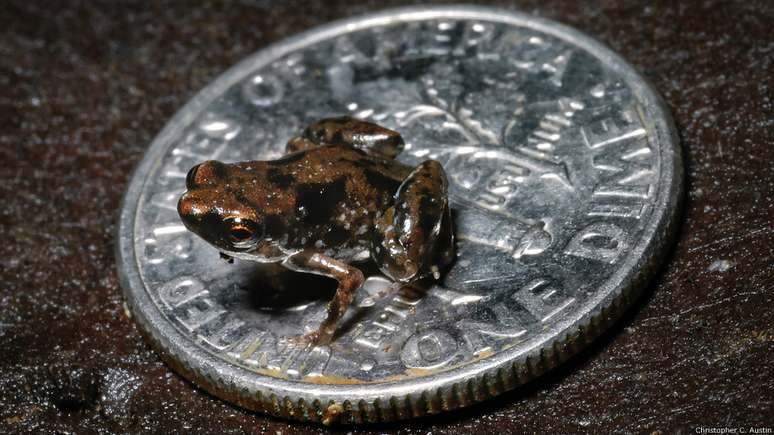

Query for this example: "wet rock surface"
[1,0,772,433]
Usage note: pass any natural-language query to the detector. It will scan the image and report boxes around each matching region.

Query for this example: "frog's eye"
[229,226,253,241]
[224,217,260,245]
[186,160,229,189]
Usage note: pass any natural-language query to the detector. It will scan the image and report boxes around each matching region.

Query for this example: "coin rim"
[116,4,683,423]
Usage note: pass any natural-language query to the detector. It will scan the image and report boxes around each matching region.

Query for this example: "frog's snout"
[177,192,198,226]
[177,186,214,228]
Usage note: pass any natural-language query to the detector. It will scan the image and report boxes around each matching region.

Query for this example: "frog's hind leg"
[284,136,318,154]
[372,159,454,282]
[301,116,405,159]
[432,200,455,277]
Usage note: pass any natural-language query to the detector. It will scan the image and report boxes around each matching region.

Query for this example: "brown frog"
[177,117,454,345]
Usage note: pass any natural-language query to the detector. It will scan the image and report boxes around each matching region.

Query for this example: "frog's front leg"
[282,250,364,345]
[372,160,455,282]
[285,116,404,158]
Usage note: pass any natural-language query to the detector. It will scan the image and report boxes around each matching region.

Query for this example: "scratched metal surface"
[0,0,772,433]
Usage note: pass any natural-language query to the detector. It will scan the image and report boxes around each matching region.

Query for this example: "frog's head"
[177,160,267,255]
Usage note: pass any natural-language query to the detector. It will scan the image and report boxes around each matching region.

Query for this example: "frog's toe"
[287,330,330,350]
[381,255,420,282]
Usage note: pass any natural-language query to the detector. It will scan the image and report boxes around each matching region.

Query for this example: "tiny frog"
[178,117,454,345]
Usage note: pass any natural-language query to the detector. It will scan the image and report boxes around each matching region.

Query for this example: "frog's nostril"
[177,194,193,218]
[186,164,201,189]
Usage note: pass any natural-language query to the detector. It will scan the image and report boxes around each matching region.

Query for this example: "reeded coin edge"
[116,5,683,424]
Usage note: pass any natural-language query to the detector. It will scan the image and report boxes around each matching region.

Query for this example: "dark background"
[1,1,772,433]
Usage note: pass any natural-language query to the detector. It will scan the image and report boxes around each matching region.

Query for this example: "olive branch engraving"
[395,77,573,190]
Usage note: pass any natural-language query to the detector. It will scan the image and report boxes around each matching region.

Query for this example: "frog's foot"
[286,331,325,350]
[291,116,405,159]
[372,160,454,282]
[357,279,410,308]
[282,251,365,346]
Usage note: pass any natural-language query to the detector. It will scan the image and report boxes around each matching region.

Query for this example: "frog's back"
[249,144,412,254]
[270,144,412,208]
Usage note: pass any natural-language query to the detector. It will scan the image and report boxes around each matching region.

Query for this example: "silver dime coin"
[116,5,682,424]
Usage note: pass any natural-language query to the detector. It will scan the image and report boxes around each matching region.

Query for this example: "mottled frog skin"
[177,117,454,345]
